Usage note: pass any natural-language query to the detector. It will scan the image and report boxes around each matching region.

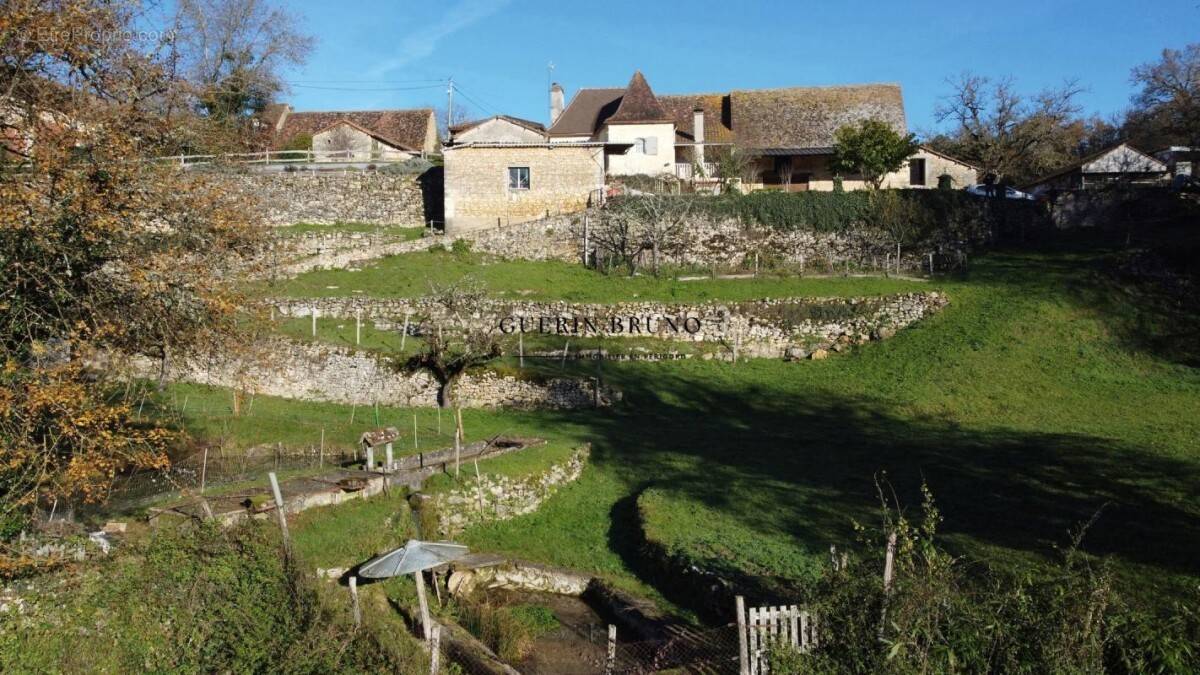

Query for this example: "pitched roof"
[658,93,734,145]
[450,114,545,135]
[273,108,435,152]
[312,118,412,150]
[1022,143,1168,189]
[730,84,906,150]
[606,71,671,124]
[547,88,625,136]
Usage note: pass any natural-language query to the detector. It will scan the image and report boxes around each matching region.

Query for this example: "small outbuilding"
[1023,143,1168,196]
[359,426,401,471]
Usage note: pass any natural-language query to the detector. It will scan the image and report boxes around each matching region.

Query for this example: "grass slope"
[263,248,928,302]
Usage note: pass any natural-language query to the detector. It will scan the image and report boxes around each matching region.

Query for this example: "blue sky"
[276,0,1197,135]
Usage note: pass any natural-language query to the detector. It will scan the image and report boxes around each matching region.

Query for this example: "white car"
[965,184,1035,200]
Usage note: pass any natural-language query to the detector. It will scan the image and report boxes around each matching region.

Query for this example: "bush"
[455,597,560,662]
[0,522,425,672]
[786,485,1200,674]
[450,238,473,256]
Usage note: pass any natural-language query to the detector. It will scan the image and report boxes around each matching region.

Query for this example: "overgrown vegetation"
[775,485,1199,674]
[0,521,425,672]
[455,596,561,662]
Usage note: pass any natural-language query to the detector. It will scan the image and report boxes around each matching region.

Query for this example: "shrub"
[455,597,560,662]
[450,238,473,256]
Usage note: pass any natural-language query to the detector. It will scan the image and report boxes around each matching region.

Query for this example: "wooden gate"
[736,596,818,674]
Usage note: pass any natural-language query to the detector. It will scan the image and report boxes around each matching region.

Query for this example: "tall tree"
[0,0,265,530]
[173,0,314,121]
[932,74,1084,184]
[1131,44,1200,147]
[829,118,919,189]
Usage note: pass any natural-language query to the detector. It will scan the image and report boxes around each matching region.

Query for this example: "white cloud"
[366,0,511,77]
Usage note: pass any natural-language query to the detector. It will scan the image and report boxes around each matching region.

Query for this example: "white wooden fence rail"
[737,597,818,675]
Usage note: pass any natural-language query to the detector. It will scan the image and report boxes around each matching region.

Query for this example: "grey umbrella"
[356,539,469,642]
[359,539,470,578]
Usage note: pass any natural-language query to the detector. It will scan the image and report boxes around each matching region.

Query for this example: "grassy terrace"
[195,233,1200,614]
[261,247,928,302]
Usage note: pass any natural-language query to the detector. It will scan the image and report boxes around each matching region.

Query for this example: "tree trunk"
[156,342,170,392]
[437,376,457,409]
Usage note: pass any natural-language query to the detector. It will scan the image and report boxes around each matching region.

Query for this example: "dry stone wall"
[433,446,589,536]
[459,210,954,272]
[220,169,432,226]
[269,292,947,359]
[266,231,446,278]
[116,339,613,409]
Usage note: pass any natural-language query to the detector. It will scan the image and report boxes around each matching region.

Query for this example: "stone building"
[443,142,604,233]
[259,104,440,160]
[442,70,978,232]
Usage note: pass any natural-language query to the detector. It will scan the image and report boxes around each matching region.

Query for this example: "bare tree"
[173,0,315,120]
[933,73,1085,184]
[403,277,501,407]
[1131,44,1200,147]
[586,197,693,276]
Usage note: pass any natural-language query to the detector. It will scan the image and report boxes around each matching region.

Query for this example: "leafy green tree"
[830,119,919,189]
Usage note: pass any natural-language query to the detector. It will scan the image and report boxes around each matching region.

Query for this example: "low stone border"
[432,446,589,536]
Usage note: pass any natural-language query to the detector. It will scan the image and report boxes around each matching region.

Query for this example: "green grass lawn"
[262,247,929,302]
[177,233,1200,618]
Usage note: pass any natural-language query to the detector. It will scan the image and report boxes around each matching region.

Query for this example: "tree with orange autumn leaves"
[1,1,266,535]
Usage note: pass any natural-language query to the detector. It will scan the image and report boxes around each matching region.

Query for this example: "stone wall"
[458,209,960,273]
[268,292,947,359]
[433,446,589,536]
[116,339,613,409]
[266,231,446,278]
[219,168,435,226]
[443,145,604,234]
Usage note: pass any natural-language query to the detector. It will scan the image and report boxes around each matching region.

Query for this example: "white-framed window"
[508,166,530,190]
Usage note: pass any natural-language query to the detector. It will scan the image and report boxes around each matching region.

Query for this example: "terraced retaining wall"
[223,168,435,226]
[115,339,614,409]
[433,446,589,536]
[269,292,947,359]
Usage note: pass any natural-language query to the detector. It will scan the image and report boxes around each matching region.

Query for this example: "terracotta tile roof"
[730,84,906,150]
[273,108,436,152]
[547,88,624,136]
[547,74,907,151]
[606,71,671,124]
[658,94,734,145]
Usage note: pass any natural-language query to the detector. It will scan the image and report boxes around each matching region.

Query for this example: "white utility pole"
[446,77,454,130]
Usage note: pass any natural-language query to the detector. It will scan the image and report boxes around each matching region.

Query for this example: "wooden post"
[737,595,750,675]
[349,575,362,629]
[605,624,617,675]
[518,331,524,368]
[366,447,374,471]
[319,428,325,468]
[400,313,410,351]
[879,531,897,640]
[415,571,432,642]
[453,407,463,478]
[561,340,570,367]
[928,252,935,274]
[311,309,317,337]
[199,446,209,494]
[355,310,361,345]
[883,532,896,592]
[429,624,441,674]
[268,472,290,555]
[413,413,419,450]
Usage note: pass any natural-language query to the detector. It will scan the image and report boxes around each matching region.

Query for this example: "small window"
[909,158,927,186]
[508,166,530,190]
[644,136,658,156]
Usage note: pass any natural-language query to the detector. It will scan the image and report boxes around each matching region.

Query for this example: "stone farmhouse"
[259,104,440,161]
[443,71,976,233]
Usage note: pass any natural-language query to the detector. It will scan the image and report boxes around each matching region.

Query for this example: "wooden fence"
[737,596,819,674]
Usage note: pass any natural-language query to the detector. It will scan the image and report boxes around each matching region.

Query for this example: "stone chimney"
[550,82,565,126]
[693,105,705,165]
